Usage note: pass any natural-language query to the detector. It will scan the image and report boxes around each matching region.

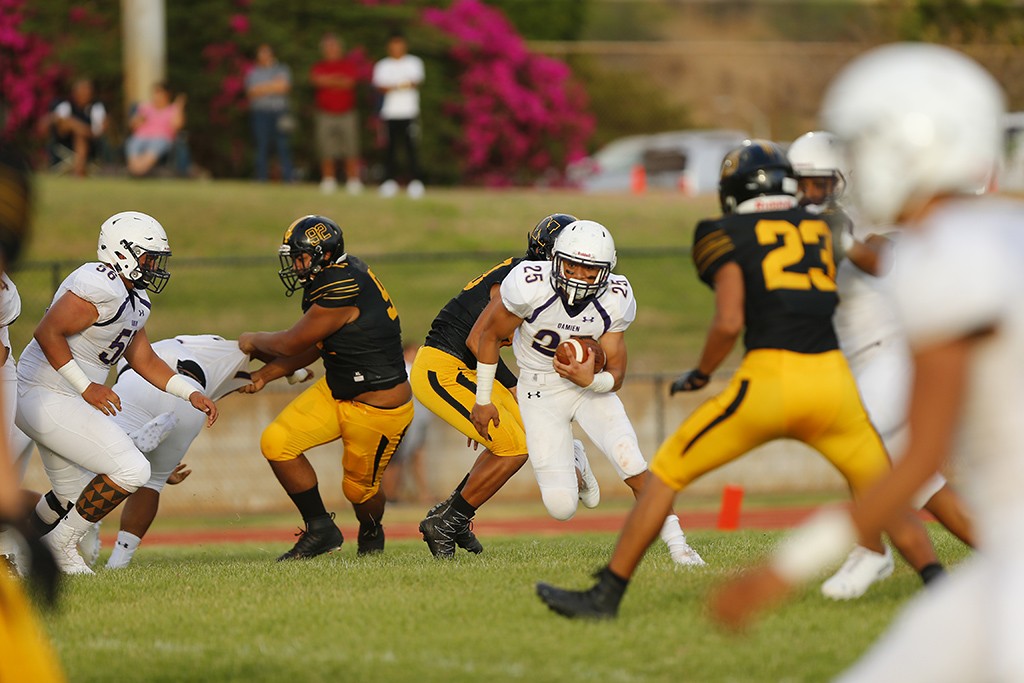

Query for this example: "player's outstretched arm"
[467,297,523,439]
[239,304,357,358]
[671,262,744,395]
[239,346,320,394]
[126,328,218,426]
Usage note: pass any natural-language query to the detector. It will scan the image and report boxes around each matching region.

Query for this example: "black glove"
[669,369,710,395]
[5,519,61,608]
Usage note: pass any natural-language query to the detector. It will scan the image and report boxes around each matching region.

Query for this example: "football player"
[711,44,1022,682]
[17,211,218,575]
[535,140,940,619]
[239,215,413,559]
[789,130,975,600]
[0,141,66,683]
[414,214,580,559]
[469,220,704,565]
[102,334,313,569]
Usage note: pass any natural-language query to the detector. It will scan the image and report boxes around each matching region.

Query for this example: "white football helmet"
[787,131,847,205]
[551,220,617,306]
[97,211,172,293]
[821,43,1005,225]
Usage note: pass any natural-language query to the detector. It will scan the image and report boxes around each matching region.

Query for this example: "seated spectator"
[48,78,108,177]
[126,82,186,177]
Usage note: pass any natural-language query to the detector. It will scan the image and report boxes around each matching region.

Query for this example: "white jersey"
[0,273,20,362]
[18,262,151,394]
[834,257,903,358]
[884,197,1024,545]
[500,260,636,374]
[116,335,250,402]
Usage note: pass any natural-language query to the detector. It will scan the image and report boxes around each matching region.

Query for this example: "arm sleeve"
[691,219,736,287]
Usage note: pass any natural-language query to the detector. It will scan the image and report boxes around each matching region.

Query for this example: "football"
[554,337,607,371]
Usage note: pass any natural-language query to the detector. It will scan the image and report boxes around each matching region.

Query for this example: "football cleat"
[669,541,706,567]
[276,513,344,561]
[536,569,625,620]
[357,523,385,556]
[419,507,482,559]
[129,412,179,454]
[821,544,894,600]
[573,439,600,509]
[42,522,94,576]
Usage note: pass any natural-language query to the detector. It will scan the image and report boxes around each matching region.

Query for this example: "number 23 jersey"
[692,207,840,354]
[500,260,636,374]
[18,262,151,395]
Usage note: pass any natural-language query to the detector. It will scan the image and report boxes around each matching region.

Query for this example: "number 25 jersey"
[500,260,636,374]
[691,207,840,354]
[18,262,152,395]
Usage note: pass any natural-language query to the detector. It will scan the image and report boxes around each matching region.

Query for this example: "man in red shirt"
[311,34,362,194]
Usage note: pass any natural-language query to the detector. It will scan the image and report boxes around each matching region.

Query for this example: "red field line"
[105,506,821,547]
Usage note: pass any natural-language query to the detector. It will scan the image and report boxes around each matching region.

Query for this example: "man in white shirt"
[372,31,425,199]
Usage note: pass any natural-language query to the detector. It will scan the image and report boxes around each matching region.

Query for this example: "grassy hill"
[14,177,724,373]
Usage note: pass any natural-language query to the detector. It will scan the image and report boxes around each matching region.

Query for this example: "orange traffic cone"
[630,164,646,194]
[717,484,744,530]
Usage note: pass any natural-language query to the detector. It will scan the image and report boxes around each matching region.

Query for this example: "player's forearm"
[258,347,320,382]
[696,325,739,376]
[247,330,312,358]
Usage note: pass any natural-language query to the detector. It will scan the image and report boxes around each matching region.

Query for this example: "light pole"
[121,0,166,113]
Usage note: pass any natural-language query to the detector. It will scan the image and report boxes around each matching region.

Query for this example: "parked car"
[568,129,749,195]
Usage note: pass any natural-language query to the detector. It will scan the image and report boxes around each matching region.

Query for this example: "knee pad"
[342,477,376,505]
[109,458,151,493]
[260,422,296,462]
[540,488,578,521]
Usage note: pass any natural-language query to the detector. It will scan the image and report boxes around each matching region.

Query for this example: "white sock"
[659,514,689,553]
[106,531,142,569]
[62,506,96,535]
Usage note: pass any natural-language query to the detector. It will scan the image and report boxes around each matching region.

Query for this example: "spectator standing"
[372,31,425,199]
[311,34,363,195]
[245,44,294,182]
[48,79,107,177]
[125,82,186,178]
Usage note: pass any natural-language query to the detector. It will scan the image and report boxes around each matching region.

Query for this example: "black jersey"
[691,207,840,354]
[424,257,522,387]
[301,256,406,400]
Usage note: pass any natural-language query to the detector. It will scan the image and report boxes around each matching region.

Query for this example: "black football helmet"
[718,139,797,214]
[526,213,577,261]
[278,215,346,295]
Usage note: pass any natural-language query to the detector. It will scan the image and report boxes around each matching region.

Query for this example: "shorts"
[126,136,172,160]
[315,111,359,159]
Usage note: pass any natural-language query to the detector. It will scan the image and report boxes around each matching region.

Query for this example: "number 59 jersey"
[691,207,840,354]
[500,260,636,373]
[18,262,151,395]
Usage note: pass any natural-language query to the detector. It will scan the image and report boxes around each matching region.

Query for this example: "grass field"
[13,177,723,373]
[42,525,970,683]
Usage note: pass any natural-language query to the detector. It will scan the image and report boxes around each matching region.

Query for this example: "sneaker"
[379,179,399,198]
[319,177,338,194]
[42,522,94,575]
[419,508,482,558]
[407,179,425,199]
[276,514,344,561]
[821,544,894,600]
[669,541,706,567]
[78,521,101,569]
[357,523,385,556]
[536,569,624,620]
[574,439,600,509]
[346,178,364,195]
[129,412,179,453]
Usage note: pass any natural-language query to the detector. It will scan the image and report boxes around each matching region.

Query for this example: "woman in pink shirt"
[126,82,185,177]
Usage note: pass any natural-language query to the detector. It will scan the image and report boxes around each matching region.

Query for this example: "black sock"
[453,474,470,495]
[450,492,477,518]
[288,485,328,522]
[919,562,945,585]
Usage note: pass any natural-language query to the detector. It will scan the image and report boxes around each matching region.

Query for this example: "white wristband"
[588,371,615,393]
[57,359,92,394]
[475,362,497,405]
[770,508,857,584]
[165,374,198,402]
[286,368,311,384]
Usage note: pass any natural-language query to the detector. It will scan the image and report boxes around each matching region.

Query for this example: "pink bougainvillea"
[423,0,593,186]
[0,0,62,140]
